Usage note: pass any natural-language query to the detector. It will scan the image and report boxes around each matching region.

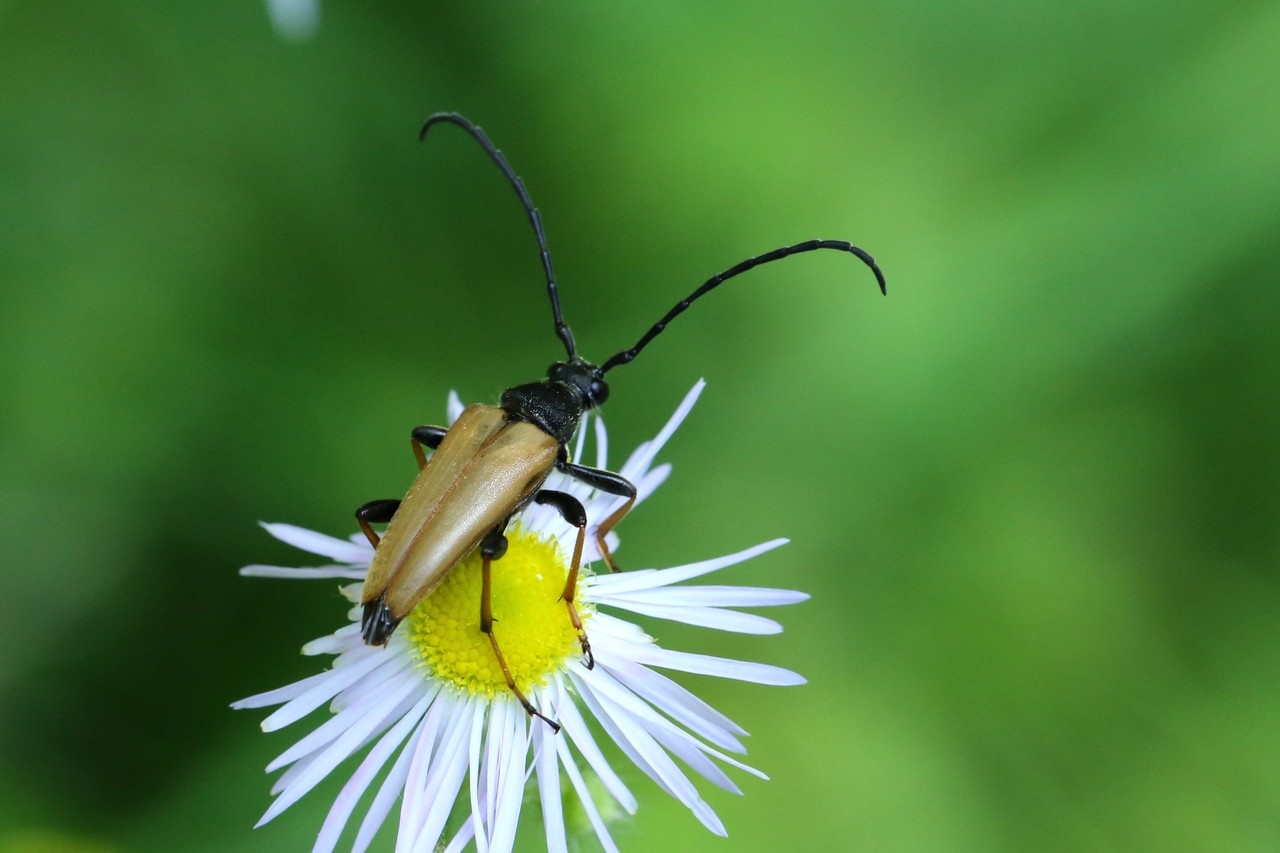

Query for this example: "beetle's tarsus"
[522,700,561,733]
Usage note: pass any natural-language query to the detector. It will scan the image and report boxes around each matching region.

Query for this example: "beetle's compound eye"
[589,377,609,406]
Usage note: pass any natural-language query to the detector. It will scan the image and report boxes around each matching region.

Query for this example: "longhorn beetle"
[356,112,886,731]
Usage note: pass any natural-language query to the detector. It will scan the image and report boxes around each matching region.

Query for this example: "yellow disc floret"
[402,523,590,696]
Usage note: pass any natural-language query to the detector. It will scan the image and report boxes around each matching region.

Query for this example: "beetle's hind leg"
[534,489,594,669]
[478,526,561,733]
[410,425,448,470]
[355,498,401,548]
[556,460,637,573]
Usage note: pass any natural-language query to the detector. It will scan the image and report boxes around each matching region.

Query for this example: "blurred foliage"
[1,2,1278,851]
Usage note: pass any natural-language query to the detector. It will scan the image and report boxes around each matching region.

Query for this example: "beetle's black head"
[501,358,608,446]
[548,358,610,410]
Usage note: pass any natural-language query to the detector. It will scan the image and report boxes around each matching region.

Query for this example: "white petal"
[682,737,767,782]
[632,463,671,504]
[469,700,489,852]
[329,653,418,713]
[588,538,789,595]
[575,669,725,835]
[354,704,434,853]
[259,648,391,731]
[643,703,766,783]
[488,700,528,853]
[587,662,751,791]
[233,668,336,711]
[300,626,363,657]
[647,724,742,794]
[552,680,637,813]
[447,390,464,424]
[599,599,785,634]
[586,659,758,785]
[240,564,368,580]
[555,730,621,853]
[268,745,317,796]
[313,690,434,853]
[533,719,567,853]
[586,611,655,645]
[570,671,672,799]
[622,644,807,686]
[609,584,809,608]
[257,673,421,826]
[570,410,590,466]
[407,695,477,853]
[619,380,705,480]
[260,522,373,564]
[593,411,609,470]
[600,655,747,751]
[391,695,450,851]
[266,665,419,772]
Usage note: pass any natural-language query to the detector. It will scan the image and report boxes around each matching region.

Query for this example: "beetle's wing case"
[362,403,559,623]
[362,404,506,603]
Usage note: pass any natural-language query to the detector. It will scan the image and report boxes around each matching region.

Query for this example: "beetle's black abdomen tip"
[361,598,401,646]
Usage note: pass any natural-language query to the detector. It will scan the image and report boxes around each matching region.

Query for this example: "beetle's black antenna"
[421,113,577,360]
[600,239,886,374]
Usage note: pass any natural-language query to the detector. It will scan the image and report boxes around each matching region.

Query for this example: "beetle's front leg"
[478,525,561,733]
[555,458,637,573]
[355,498,401,548]
[534,489,593,669]
[410,425,448,470]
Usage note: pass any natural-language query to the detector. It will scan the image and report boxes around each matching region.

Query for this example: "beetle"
[356,112,886,730]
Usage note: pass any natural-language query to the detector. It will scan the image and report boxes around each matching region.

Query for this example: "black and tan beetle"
[355,112,886,730]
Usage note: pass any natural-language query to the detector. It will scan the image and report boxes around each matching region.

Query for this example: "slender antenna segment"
[600,239,886,374]
[420,112,576,359]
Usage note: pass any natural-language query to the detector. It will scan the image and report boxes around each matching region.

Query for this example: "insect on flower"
[237,113,888,850]
[355,112,887,731]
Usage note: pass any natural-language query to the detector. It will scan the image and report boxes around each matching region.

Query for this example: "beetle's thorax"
[500,358,610,446]
[501,381,582,445]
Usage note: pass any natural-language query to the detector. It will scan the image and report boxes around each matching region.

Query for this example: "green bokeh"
[2,2,1277,851]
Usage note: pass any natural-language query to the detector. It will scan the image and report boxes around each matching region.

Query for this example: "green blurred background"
[2,2,1278,851]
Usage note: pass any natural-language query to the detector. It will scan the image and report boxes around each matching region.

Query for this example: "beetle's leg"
[410,425,448,470]
[355,498,401,548]
[555,460,637,573]
[479,526,561,733]
[534,489,593,669]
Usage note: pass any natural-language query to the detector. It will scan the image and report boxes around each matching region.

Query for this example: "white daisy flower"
[234,381,808,852]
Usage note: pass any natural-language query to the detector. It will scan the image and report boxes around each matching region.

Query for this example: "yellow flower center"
[402,523,590,696]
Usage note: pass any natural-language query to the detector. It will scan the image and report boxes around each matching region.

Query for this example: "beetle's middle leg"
[410,425,448,470]
[556,459,637,573]
[533,489,594,669]
[355,499,401,548]
[479,525,561,733]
